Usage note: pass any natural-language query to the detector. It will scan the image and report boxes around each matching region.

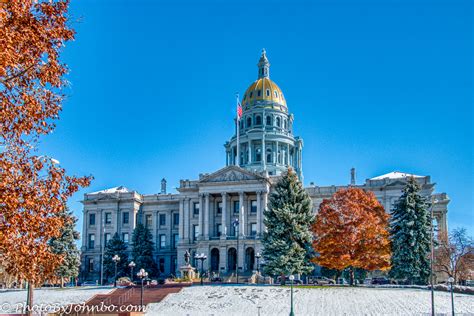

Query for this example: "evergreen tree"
[262,168,315,279]
[389,177,431,284]
[103,233,129,282]
[132,224,158,278]
[48,208,81,287]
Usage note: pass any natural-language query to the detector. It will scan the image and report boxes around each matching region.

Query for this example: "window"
[256,115,262,125]
[251,200,257,213]
[105,212,112,224]
[239,120,244,130]
[266,116,272,126]
[173,234,179,249]
[274,91,278,98]
[246,117,252,128]
[251,223,257,236]
[88,258,94,272]
[276,117,281,127]
[89,213,96,226]
[283,119,287,129]
[159,214,166,226]
[146,214,153,228]
[217,202,222,214]
[243,94,246,101]
[88,234,95,249]
[172,257,177,274]
[266,89,270,96]
[249,92,253,98]
[257,90,261,96]
[159,234,166,248]
[256,148,261,162]
[216,224,222,237]
[122,233,129,243]
[266,148,272,163]
[122,212,129,225]
[233,201,240,213]
[104,233,111,246]
[193,225,199,241]
[173,213,179,226]
[193,202,200,215]
[159,258,165,273]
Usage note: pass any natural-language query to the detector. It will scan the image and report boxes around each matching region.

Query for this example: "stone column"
[198,194,204,239]
[178,198,184,243]
[287,143,290,166]
[82,210,88,249]
[256,191,262,237]
[248,140,252,164]
[274,141,278,164]
[204,193,210,240]
[221,192,227,240]
[184,198,190,242]
[220,245,228,272]
[239,192,245,237]
[262,191,268,233]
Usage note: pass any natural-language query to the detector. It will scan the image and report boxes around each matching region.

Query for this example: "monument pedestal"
[179,264,196,280]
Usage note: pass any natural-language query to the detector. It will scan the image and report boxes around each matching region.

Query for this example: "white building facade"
[80,51,449,282]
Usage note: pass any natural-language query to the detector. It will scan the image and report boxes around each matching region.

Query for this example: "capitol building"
[80,50,449,281]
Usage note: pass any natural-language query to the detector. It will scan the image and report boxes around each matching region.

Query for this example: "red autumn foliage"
[312,188,391,283]
[0,1,92,305]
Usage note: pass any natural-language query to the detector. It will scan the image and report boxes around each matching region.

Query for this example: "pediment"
[199,166,265,183]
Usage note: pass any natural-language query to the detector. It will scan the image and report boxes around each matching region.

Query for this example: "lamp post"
[137,268,148,307]
[194,253,207,286]
[448,277,455,315]
[430,199,438,316]
[233,218,239,283]
[255,253,262,274]
[289,274,295,316]
[128,261,136,282]
[112,255,120,287]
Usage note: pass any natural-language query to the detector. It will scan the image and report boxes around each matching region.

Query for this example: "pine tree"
[262,168,315,279]
[48,208,81,287]
[132,224,158,278]
[389,177,431,284]
[103,233,129,282]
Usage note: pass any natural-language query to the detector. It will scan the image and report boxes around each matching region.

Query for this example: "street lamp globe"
[289,275,295,281]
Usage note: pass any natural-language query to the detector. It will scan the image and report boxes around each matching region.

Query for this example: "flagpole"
[236,93,240,167]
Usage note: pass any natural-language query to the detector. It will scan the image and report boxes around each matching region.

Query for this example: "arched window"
[256,148,261,162]
[276,117,281,127]
[256,115,262,125]
[266,148,272,163]
[266,116,272,126]
[274,91,278,98]
[283,119,287,129]
[257,90,261,97]
[246,117,252,128]
[249,92,253,98]
[239,120,244,130]
[277,150,282,164]
[266,89,270,96]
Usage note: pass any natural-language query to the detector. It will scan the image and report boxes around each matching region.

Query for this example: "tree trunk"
[60,277,64,288]
[349,267,355,286]
[26,282,34,316]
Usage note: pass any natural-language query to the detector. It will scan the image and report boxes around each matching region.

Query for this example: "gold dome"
[242,77,287,111]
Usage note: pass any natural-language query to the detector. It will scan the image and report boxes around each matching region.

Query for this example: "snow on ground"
[147,285,474,316]
[0,286,113,314]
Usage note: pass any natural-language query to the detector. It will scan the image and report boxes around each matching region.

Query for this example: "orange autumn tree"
[0,0,91,310]
[312,188,391,285]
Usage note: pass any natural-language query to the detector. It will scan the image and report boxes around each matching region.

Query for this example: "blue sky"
[39,0,473,236]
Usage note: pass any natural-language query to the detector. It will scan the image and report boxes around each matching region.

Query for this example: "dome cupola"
[241,49,287,112]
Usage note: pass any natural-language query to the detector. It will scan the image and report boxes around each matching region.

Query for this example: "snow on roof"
[89,186,131,194]
[370,171,425,181]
